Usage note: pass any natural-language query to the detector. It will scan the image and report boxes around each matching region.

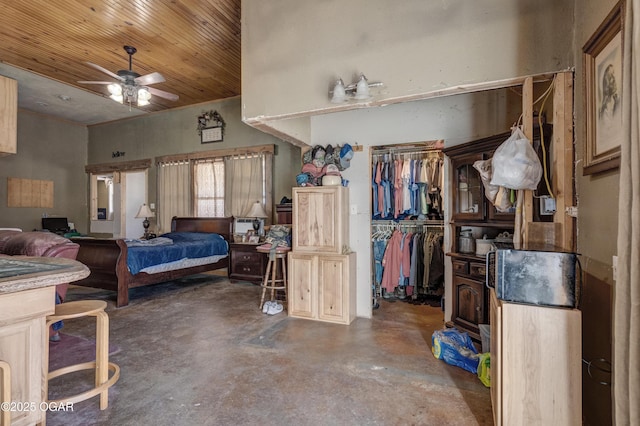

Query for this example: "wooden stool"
[257,246,289,309]
[0,360,10,426]
[45,300,120,410]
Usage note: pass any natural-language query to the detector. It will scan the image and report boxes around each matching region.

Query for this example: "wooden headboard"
[170,217,234,242]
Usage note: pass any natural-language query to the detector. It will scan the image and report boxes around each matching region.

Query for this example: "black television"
[42,217,70,235]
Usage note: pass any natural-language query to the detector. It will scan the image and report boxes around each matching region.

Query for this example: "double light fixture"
[107,83,151,106]
[330,73,383,103]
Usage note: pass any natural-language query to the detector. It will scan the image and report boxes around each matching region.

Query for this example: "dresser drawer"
[452,259,469,275]
[229,243,266,283]
[233,260,264,276]
[469,261,486,278]
[231,250,262,265]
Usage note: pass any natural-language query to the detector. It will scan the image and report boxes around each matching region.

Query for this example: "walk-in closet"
[370,141,446,313]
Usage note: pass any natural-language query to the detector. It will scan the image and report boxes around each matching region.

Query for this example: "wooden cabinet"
[445,126,553,339]
[0,75,17,156]
[450,257,487,340]
[289,186,356,324]
[445,132,515,225]
[292,187,349,254]
[444,133,515,340]
[288,252,356,325]
[0,287,53,426]
[489,289,581,425]
[451,151,486,221]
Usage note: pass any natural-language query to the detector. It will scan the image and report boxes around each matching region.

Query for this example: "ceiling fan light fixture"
[110,93,124,103]
[107,83,122,96]
[137,88,151,105]
[79,45,178,107]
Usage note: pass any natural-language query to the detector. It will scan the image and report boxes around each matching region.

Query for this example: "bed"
[71,217,234,307]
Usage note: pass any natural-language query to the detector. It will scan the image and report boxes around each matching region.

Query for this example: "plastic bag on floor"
[431,328,479,374]
[477,352,491,387]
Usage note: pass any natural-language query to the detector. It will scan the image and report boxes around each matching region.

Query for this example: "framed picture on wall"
[583,0,625,175]
[201,126,223,143]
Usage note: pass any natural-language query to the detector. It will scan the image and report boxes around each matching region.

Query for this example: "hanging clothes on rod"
[371,150,444,221]
[371,221,444,304]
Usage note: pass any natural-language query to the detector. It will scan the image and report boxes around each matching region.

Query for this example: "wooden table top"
[0,255,89,294]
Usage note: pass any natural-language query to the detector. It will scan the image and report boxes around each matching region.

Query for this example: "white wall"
[242,0,574,140]
[124,171,146,239]
[312,89,522,318]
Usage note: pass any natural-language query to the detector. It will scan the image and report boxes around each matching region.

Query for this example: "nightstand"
[229,242,267,284]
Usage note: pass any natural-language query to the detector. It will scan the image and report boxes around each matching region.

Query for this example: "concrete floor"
[47,273,493,426]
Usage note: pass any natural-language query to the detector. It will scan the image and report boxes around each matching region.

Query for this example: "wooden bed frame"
[71,217,234,307]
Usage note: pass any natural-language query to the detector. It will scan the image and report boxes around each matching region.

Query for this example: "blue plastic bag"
[431,328,479,374]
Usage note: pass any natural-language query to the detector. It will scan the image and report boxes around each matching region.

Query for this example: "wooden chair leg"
[260,259,273,308]
[95,311,109,410]
[280,256,288,305]
[270,257,278,302]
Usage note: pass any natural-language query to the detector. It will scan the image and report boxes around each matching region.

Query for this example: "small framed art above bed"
[72,217,234,307]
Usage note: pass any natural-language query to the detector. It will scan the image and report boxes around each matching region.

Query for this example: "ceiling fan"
[78,45,179,107]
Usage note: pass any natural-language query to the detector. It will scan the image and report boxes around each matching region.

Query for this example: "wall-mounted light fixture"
[329,73,383,103]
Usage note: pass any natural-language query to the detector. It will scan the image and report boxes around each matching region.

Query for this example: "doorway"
[89,170,147,238]
[370,142,446,318]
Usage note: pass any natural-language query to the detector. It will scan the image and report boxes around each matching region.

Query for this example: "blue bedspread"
[126,232,229,275]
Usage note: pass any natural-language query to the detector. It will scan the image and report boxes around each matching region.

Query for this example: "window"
[156,146,274,233]
[194,158,225,217]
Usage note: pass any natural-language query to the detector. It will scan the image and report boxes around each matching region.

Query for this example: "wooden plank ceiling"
[0,0,241,113]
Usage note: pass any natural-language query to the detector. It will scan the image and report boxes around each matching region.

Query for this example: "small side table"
[229,242,267,284]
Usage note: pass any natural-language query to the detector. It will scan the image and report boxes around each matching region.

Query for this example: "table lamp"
[135,204,154,238]
[246,201,268,234]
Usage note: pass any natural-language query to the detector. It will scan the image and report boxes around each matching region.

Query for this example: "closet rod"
[372,148,442,156]
[372,220,444,227]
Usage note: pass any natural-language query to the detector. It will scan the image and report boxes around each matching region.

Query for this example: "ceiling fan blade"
[85,62,124,81]
[77,81,114,85]
[135,72,165,86]
[148,87,179,101]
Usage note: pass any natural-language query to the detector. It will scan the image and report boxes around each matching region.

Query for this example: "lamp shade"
[330,78,346,103]
[135,204,154,219]
[246,201,268,218]
[354,74,371,99]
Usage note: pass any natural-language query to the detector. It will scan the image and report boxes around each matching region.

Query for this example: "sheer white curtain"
[194,159,225,217]
[224,154,265,217]
[157,161,191,233]
[615,1,640,422]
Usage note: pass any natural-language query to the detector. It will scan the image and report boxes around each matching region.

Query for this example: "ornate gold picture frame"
[583,0,624,175]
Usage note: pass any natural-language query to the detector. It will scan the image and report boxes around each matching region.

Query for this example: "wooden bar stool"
[45,300,120,410]
[257,246,290,310]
